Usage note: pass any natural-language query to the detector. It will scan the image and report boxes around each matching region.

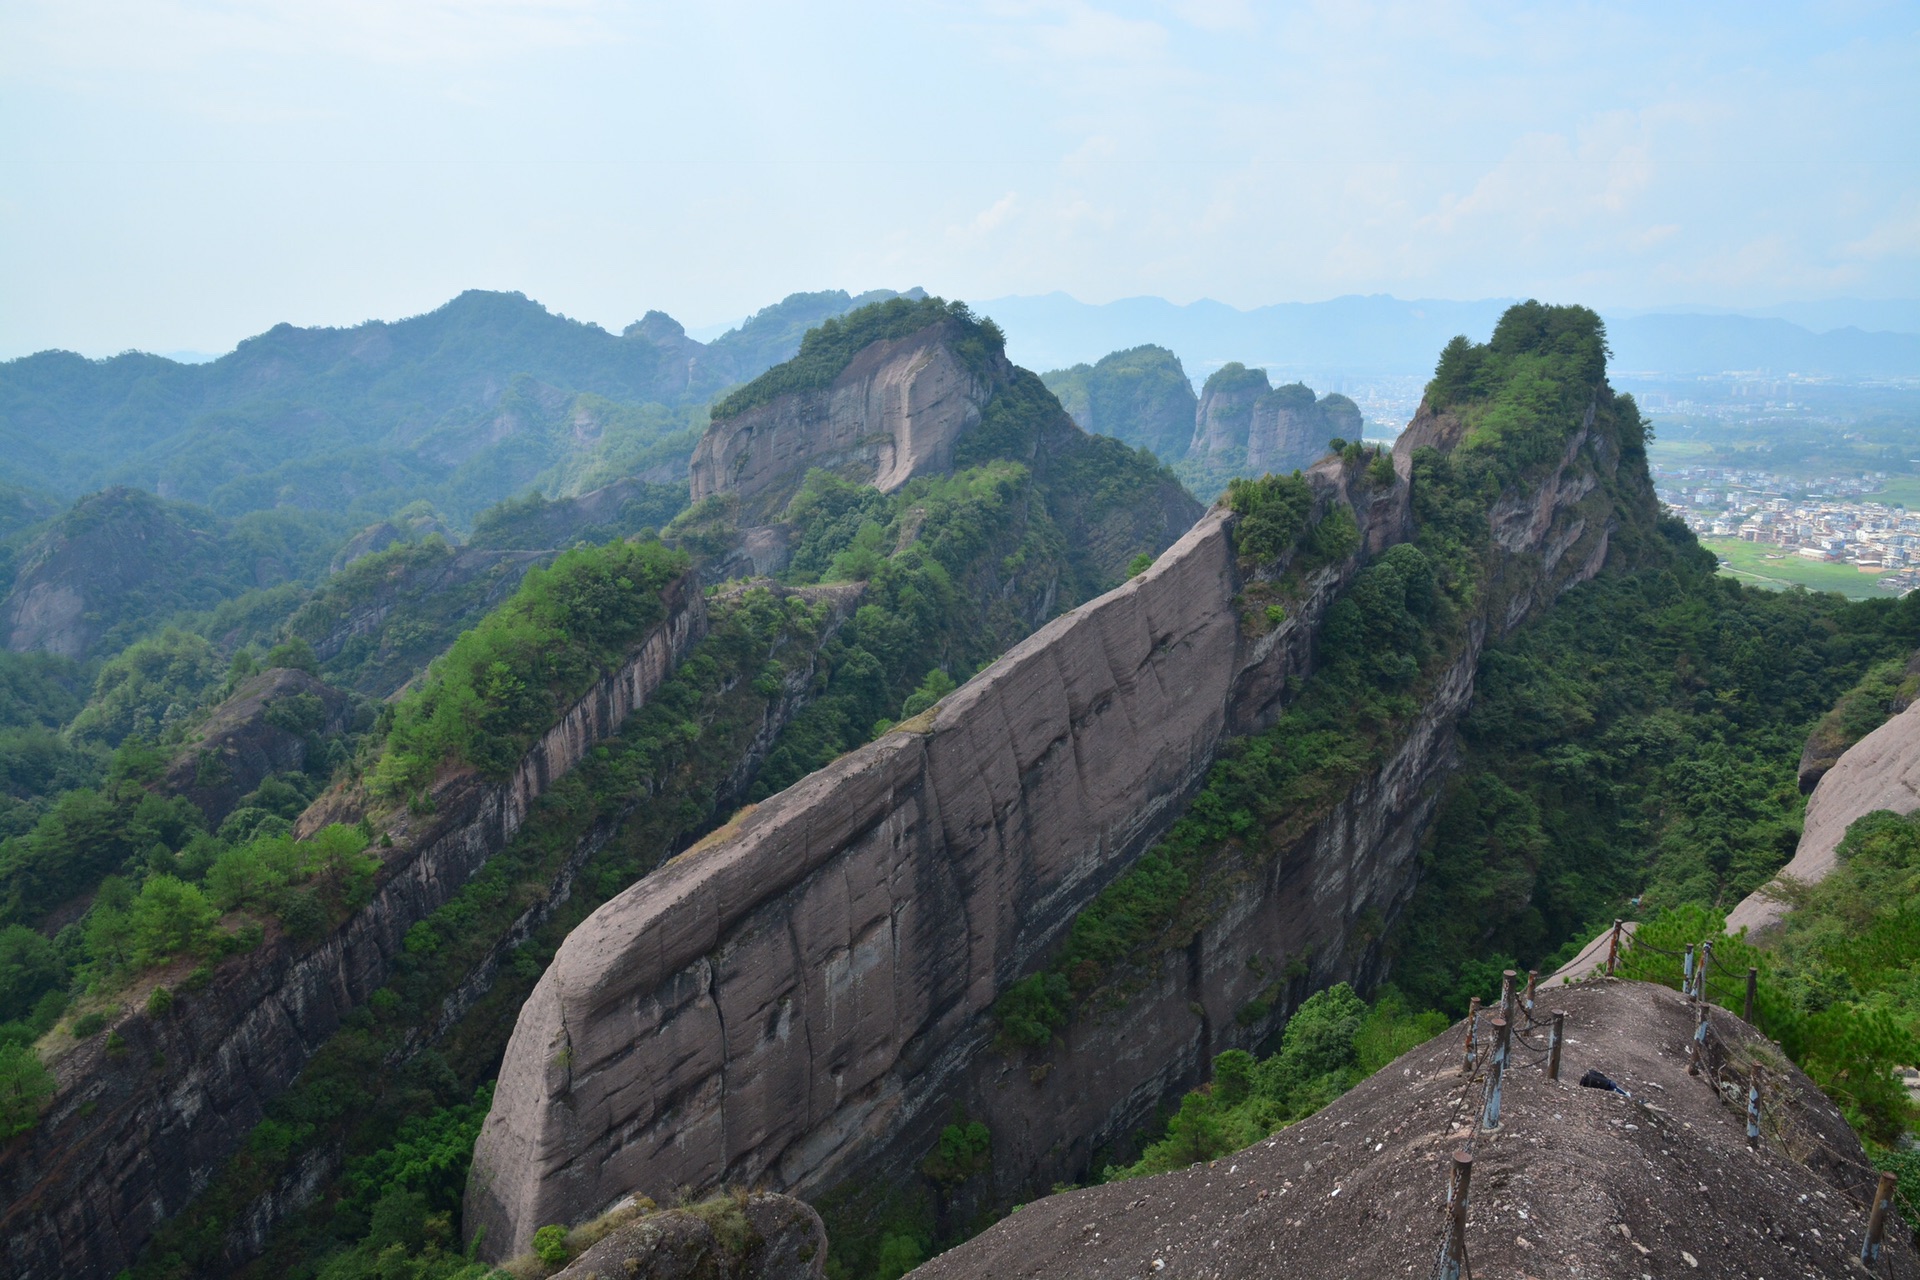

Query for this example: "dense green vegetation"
[0,288,889,524]
[1108,985,1446,1178]
[712,296,1001,420]
[1391,543,1920,1015]
[1040,345,1197,462]
[134,585,847,1280]
[371,539,688,796]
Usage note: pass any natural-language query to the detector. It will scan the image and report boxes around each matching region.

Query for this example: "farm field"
[1700,536,1899,599]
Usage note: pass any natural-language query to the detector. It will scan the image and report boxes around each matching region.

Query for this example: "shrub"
[1226,472,1313,565]
[72,1011,106,1038]
[532,1223,572,1266]
[0,1043,54,1137]
[145,986,173,1017]
[992,972,1069,1048]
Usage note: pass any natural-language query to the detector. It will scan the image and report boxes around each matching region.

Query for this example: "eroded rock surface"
[467,394,1633,1259]
[1728,695,1920,935]
[550,1193,827,1280]
[689,322,992,516]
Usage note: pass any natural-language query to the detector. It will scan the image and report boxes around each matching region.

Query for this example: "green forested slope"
[0,289,905,524]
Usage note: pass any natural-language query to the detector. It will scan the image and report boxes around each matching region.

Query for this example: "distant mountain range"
[976,293,1920,382]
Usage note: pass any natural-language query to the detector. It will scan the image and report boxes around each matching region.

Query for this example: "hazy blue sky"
[2,1,1916,358]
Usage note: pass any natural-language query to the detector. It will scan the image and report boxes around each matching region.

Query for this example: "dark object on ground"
[910,981,1918,1280]
[549,1192,826,1280]
[1579,1068,1629,1096]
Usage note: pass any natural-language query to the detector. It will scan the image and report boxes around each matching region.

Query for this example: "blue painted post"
[1682,944,1695,998]
[1746,1071,1762,1150]
[1863,1172,1896,1265]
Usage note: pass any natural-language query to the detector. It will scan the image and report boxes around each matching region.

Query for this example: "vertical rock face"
[688,323,996,516]
[465,395,1631,1259]
[468,395,1635,1258]
[1039,346,1198,462]
[1189,364,1271,458]
[1189,367,1363,475]
[0,577,710,1280]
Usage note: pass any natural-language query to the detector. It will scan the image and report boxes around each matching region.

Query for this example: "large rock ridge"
[465,400,1630,1258]
[0,574,710,1280]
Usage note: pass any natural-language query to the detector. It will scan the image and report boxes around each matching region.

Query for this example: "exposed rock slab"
[467,395,1631,1259]
[549,1193,826,1280]
[911,980,1916,1280]
[1727,696,1920,935]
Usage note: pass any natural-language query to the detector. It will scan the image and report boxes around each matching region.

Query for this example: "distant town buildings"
[1655,463,1919,595]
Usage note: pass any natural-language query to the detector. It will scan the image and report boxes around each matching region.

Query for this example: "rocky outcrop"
[159,667,354,825]
[0,575,710,1280]
[688,322,995,518]
[548,1193,827,1280]
[0,487,250,659]
[1727,695,1920,935]
[1188,366,1363,476]
[466,396,1627,1258]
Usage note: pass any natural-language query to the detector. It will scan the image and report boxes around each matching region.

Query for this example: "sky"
[1,1,1917,359]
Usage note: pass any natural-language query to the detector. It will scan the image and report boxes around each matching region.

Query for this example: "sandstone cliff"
[0,575,710,1280]
[1184,365,1363,490]
[689,321,993,518]
[1039,346,1197,462]
[466,389,1629,1258]
[1726,694,1920,935]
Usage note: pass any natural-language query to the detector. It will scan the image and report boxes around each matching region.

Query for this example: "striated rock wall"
[468,401,1628,1258]
[689,323,996,516]
[0,575,710,1280]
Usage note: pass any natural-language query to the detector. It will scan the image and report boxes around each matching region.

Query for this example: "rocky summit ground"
[912,979,1918,1279]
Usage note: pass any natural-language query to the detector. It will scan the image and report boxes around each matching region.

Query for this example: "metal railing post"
[1863,1171,1898,1266]
[1481,1018,1510,1130]
[1606,919,1623,976]
[1436,1150,1473,1280]
[1461,996,1480,1077]
[1547,1010,1565,1082]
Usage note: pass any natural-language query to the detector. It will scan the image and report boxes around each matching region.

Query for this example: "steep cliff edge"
[466,305,1643,1258]
[0,574,709,1280]
[690,319,990,515]
[1727,695,1920,934]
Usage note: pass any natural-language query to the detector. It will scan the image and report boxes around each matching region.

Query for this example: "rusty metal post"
[1745,966,1758,1024]
[1682,943,1696,999]
[1437,1150,1473,1280]
[1523,969,1538,1019]
[1500,969,1518,1025]
[1699,941,1714,1003]
[1481,1018,1510,1130]
[1746,1066,1762,1150]
[1547,1010,1566,1081]
[1461,996,1480,1076]
[1687,999,1708,1076]
[1863,1171,1898,1265]
[1606,918,1623,975]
